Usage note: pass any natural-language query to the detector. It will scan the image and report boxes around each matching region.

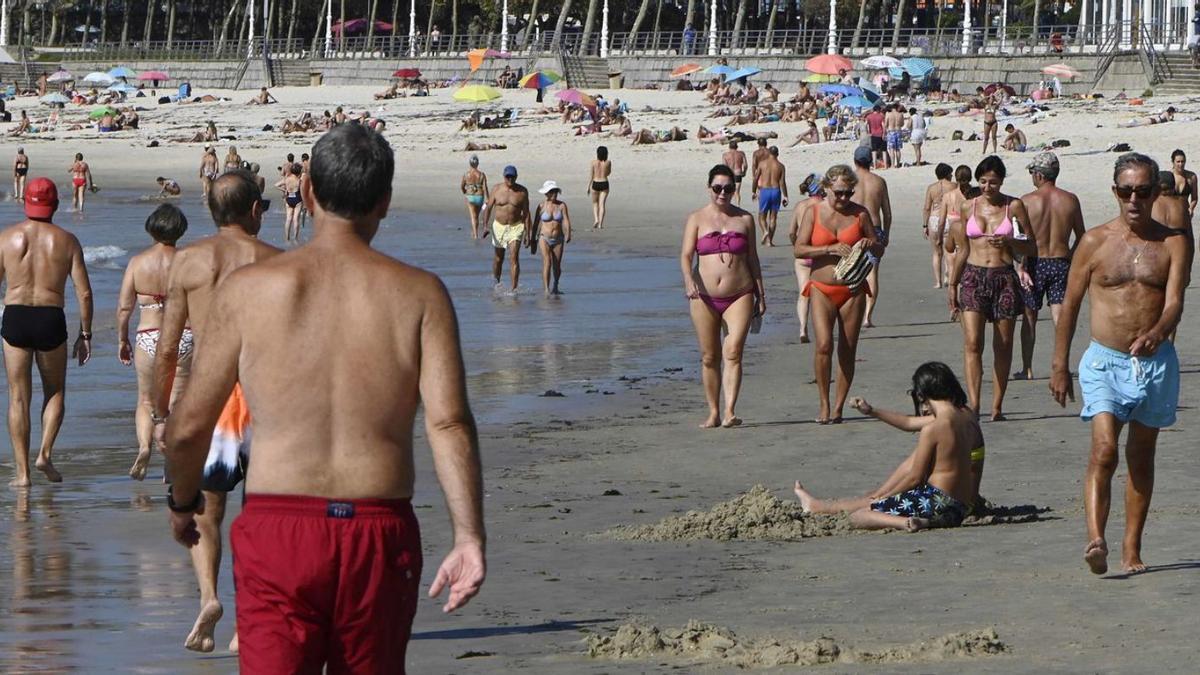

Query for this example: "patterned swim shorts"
[959,263,1024,322]
[1020,256,1071,310]
[871,483,967,528]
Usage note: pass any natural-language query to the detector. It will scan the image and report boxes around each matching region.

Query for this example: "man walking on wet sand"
[851,146,893,328]
[164,124,486,672]
[481,164,532,291]
[0,178,93,487]
[754,147,788,246]
[722,141,748,205]
[1050,153,1189,576]
[152,170,281,653]
[1016,152,1085,380]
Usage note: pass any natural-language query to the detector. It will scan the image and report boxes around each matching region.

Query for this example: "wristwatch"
[167,486,203,514]
[79,331,92,340]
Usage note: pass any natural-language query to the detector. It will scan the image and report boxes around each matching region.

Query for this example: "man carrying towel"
[1050,153,1189,576]
[164,124,485,672]
[0,177,93,487]
[482,164,532,291]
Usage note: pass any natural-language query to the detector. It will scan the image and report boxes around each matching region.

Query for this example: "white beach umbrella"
[83,71,115,85]
[859,55,903,70]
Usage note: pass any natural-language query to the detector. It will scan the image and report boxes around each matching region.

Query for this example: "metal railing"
[47,23,1197,64]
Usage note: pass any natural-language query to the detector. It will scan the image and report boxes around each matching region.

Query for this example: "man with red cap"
[0,177,94,487]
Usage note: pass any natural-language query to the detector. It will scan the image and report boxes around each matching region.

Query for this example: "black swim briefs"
[1,305,69,351]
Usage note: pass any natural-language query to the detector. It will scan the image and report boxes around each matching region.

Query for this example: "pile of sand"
[604,485,852,542]
[586,620,1007,668]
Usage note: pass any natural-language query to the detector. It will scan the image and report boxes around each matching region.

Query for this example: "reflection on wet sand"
[4,490,77,671]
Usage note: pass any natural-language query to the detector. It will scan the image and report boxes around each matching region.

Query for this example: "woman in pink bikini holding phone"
[681,164,766,429]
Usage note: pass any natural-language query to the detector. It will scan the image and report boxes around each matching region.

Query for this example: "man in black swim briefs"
[0,177,94,487]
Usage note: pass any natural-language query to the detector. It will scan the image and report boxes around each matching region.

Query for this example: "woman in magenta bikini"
[944,156,1036,420]
[680,164,766,428]
[793,164,883,424]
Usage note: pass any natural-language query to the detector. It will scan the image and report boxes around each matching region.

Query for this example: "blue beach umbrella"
[705,64,736,77]
[108,65,135,79]
[725,66,762,82]
[901,57,935,78]
[837,95,874,110]
[39,92,70,105]
[107,82,138,94]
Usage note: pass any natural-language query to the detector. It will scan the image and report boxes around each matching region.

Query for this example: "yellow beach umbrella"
[453,84,503,103]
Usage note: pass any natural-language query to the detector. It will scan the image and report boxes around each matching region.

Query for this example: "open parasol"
[452,84,502,103]
[670,63,702,78]
[805,54,853,75]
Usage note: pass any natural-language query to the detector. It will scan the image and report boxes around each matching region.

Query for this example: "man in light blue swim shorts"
[753,146,788,246]
[1050,152,1189,577]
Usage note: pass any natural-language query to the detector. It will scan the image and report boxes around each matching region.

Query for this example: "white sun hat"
[538,180,562,194]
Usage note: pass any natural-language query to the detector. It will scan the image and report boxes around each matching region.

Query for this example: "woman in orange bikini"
[793,164,883,424]
[681,164,766,429]
[944,156,1036,421]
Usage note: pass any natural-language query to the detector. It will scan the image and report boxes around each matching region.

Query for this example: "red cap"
[24,178,58,220]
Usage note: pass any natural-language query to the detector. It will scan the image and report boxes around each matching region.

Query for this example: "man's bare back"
[0,221,86,308]
[852,169,892,235]
[723,149,746,176]
[757,157,784,189]
[1022,184,1084,258]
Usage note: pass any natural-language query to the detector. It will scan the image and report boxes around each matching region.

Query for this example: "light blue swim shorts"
[1078,340,1179,428]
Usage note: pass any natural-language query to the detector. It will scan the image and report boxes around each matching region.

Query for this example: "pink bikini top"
[965,198,1013,238]
[696,230,749,257]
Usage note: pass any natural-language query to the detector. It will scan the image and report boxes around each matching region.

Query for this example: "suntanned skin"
[754,153,788,246]
[794,395,981,531]
[481,176,533,290]
[151,174,281,654]
[852,162,893,327]
[199,150,218,198]
[750,140,769,192]
[922,176,957,287]
[0,211,93,487]
[164,172,485,615]
[722,144,748,204]
[1016,172,1085,379]
[884,107,904,168]
[1050,163,1189,576]
[13,150,29,200]
[67,157,92,211]
[1002,127,1027,151]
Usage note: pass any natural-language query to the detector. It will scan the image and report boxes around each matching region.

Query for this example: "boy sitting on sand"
[794,362,983,532]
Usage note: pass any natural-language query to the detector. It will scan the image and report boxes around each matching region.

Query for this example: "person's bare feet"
[1122,552,1147,574]
[129,448,152,481]
[228,631,239,653]
[934,282,943,289]
[793,481,820,513]
[861,318,875,328]
[9,474,31,488]
[721,415,742,428]
[184,600,223,652]
[35,457,62,483]
[1084,538,1109,575]
[907,517,931,532]
[700,412,720,429]
[991,411,1006,422]
[816,401,831,425]
[799,333,810,344]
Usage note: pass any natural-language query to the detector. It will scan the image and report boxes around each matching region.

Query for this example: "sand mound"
[586,620,1006,668]
[604,485,852,541]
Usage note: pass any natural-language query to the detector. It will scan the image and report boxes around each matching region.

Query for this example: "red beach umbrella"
[393,68,422,79]
[137,70,170,81]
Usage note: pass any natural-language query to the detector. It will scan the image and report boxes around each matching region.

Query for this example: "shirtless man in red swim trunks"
[67,153,93,211]
[164,124,486,673]
[152,171,281,654]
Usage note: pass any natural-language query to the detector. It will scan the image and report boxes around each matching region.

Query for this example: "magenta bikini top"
[696,230,749,257]
[966,198,1013,239]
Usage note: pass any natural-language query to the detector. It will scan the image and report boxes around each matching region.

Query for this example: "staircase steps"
[1154,53,1200,94]
[560,54,610,90]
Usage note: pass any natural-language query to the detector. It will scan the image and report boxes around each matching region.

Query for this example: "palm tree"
[685,0,695,29]
[120,0,131,45]
[628,0,652,46]
[167,0,178,48]
[764,0,779,49]
[366,0,379,48]
[218,0,241,54]
[522,0,543,49]
[338,0,345,51]
[286,0,300,45]
[551,0,573,50]
[731,0,747,49]
[851,0,868,49]
[892,0,906,48]
[425,0,438,48]
[143,0,155,44]
[579,0,598,55]
[1032,0,1040,43]
[99,0,109,43]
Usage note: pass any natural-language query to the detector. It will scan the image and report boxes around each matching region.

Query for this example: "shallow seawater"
[0,189,702,671]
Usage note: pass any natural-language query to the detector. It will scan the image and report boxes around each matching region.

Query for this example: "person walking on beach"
[199,147,218,199]
[922,164,957,288]
[864,105,886,168]
[1015,152,1084,380]
[1050,153,1189,575]
[884,104,905,168]
[1169,149,1197,218]
[722,141,748,205]
[589,146,612,229]
[794,164,882,424]
[533,180,572,295]
[0,178,93,487]
[851,146,892,328]
[481,165,532,291]
[794,362,982,531]
[788,173,824,344]
[67,153,93,211]
[682,164,766,428]
[754,147,788,247]
[164,123,486,671]
[275,164,304,244]
[936,165,979,301]
[750,137,769,188]
[461,155,489,240]
[982,100,999,154]
[945,156,1036,421]
[117,204,191,481]
[910,108,928,166]
[13,147,29,200]
[152,170,281,653]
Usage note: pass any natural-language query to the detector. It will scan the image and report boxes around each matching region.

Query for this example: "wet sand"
[1,86,1199,672]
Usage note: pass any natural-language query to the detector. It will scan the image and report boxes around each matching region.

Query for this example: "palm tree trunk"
[1032,0,1040,44]
[551,0,573,50]
[731,0,747,49]
[167,0,177,47]
[310,0,327,54]
[851,0,867,49]
[892,0,906,48]
[629,0,652,39]
[367,0,379,49]
[143,0,154,43]
[286,0,299,45]
[523,0,542,49]
[426,0,438,43]
[764,0,779,49]
[120,0,131,45]
[578,0,597,55]
[451,0,458,44]
[685,0,696,29]
[99,0,109,43]
[82,0,93,47]
[391,0,400,38]
[338,0,345,51]
[219,0,240,54]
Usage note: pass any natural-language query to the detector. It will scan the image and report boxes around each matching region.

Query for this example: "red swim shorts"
[231,494,423,674]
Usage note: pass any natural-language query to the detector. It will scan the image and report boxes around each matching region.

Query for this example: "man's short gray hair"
[1113,152,1159,184]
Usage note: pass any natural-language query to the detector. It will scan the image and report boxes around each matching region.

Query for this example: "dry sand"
[3,84,1199,672]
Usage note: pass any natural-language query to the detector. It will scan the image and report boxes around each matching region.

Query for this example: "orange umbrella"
[670,63,702,78]
[467,48,511,72]
[805,54,853,76]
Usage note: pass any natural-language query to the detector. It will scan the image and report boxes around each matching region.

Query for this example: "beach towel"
[201,383,252,492]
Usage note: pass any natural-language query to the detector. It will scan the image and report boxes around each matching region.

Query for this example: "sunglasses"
[832,189,855,198]
[710,184,736,195]
[1113,184,1154,200]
